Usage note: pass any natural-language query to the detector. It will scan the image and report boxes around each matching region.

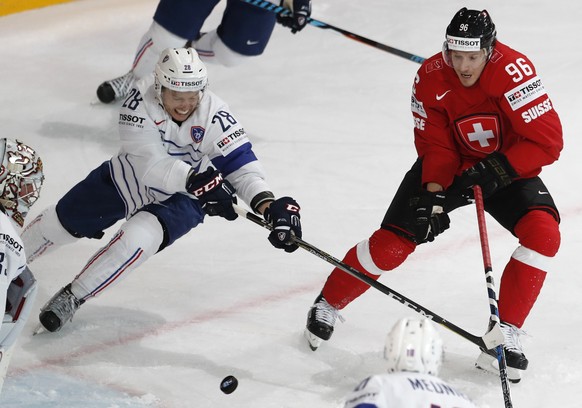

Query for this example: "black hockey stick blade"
[233,204,503,350]
[241,0,426,64]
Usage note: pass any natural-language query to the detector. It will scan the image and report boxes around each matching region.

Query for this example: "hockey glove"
[186,168,238,221]
[263,197,302,252]
[277,0,311,33]
[460,152,518,198]
[410,190,450,243]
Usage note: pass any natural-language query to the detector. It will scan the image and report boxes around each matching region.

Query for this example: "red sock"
[498,257,546,328]
[499,210,560,327]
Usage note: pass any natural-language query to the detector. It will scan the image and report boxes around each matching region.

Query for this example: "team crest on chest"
[190,126,205,143]
[455,114,501,154]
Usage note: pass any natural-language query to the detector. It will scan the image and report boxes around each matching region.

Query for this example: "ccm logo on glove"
[190,172,224,197]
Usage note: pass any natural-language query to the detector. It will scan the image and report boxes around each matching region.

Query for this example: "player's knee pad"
[195,30,249,67]
[356,228,416,275]
[514,210,560,257]
[119,211,165,257]
[21,205,79,263]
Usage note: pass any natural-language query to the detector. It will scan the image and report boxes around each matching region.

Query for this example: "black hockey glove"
[186,168,238,221]
[410,190,450,243]
[263,197,302,252]
[460,152,518,198]
[277,0,311,33]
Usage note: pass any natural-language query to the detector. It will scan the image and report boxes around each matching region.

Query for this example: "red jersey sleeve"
[480,42,563,177]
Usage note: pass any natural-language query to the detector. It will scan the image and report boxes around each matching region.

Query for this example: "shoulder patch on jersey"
[455,114,501,154]
[504,76,547,111]
[216,128,248,155]
[489,48,503,63]
[119,113,146,128]
[425,59,444,74]
[191,126,205,143]
[0,232,24,253]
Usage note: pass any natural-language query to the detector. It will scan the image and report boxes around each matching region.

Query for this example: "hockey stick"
[242,0,426,64]
[473,185,513,408]
[233,204,503,350]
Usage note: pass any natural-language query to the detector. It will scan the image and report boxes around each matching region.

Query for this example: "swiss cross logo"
[455,115,501,154]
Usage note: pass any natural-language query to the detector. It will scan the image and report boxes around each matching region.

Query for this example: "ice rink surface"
[0,0,580,406]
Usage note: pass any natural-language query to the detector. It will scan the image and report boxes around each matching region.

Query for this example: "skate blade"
[33,322,46,335]
[304,329,323,351]
[475,351,522,383]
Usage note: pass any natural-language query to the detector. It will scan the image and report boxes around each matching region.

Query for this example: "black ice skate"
[304,294,342,351]
[38,284,83,332]
[475,321,528,383]
[96,71,135,103]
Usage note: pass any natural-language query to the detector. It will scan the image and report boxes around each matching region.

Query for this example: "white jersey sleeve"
[343,372,477,408]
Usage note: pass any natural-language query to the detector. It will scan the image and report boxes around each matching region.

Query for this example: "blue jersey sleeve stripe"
[211,144,257,176]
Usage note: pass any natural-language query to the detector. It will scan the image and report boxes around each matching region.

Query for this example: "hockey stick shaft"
[241,0,426,64]
[473,186,513,408]
[233,204,501,350]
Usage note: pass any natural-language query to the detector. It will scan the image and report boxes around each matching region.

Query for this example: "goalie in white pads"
[343,318,477,408]
[0,139,44,392]
[22,47,302,333]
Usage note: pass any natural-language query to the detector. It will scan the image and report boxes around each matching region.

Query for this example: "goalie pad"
[0,268,38,392]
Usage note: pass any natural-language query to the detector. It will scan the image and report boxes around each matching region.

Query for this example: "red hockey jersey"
[411,41,563,189]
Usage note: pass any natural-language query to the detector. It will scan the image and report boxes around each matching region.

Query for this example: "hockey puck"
[220,375,238,394]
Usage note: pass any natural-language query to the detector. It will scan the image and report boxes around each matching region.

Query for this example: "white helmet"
[0,139,44,227]
[154,47,208,97]
[384,317,444,375]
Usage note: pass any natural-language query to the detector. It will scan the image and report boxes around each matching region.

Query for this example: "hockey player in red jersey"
[304,8,562,383]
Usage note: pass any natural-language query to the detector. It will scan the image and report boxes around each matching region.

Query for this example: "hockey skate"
[475,321,528,383]
[304,294,342,351]
[96,71,135,104]
[38,284,83,333]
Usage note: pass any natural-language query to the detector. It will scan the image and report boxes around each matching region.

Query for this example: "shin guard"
[72,212,164,301]
[322,229,415,309]
[499,210,560,327]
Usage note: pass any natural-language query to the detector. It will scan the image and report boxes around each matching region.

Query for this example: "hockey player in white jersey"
[0,139,44,392]
[96,0,312,103]
[343,318,477,408]
[22,47,302,333]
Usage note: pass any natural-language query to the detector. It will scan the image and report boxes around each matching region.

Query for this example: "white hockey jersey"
[110,75,271,217]
[344,372,477,408]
